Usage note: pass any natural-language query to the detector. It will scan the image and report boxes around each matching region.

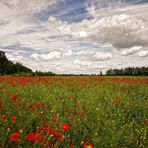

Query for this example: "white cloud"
[114,46,142,56]
[136,50,148,57]
[92,52,113,61]
[56,63,63,66]
[30,51,62,61]
[75,50,112,61]
[0,0,62,50]
[6,52,23,63]
[72,14,148,57]
[76,50,94,56]
[63,50,73,56]
[74,59,91,66]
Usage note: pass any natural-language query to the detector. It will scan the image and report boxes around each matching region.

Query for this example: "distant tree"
[34,71,56,76]
[106,67,148,76]
[100,71,103,76]
[0,50,33,75]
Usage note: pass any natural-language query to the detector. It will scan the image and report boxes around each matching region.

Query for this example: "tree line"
[0,51,33,75]
[0,51,56,76]
[106,67,148,76]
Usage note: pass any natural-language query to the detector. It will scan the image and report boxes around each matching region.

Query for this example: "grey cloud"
[74,14,148,57]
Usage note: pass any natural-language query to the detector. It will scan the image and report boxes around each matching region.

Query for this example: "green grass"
[0,76,148,148]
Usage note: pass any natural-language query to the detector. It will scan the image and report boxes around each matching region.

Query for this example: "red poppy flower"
[37,126,45,132]
[69,109,75,114]
[69,146,74,148]
[70,116,75,121]
[145,120,148,124]
[46,127,55,136]
[54,120,59,126]
[11,95,19,101]
[39,113,44,118]
[2,114,8,120]
[11,117,17,123]
[52,114,58,119]
[62,123,70,132]
[112,98,122,105]
[54,130,64,138]
[6,91,11,95]
[42,121,50,127]
[10,132,20,142]
[76,103,81,107]
[83,141,93,148]
[25,133,43,142]
[0,102,5,109]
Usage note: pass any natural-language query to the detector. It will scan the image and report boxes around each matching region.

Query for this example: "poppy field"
[0,76,148,148]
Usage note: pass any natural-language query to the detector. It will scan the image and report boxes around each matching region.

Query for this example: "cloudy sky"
[0,0,148,74]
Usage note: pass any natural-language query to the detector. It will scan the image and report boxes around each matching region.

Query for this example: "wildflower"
[76,103,81,107]
[39,113,44,118]
[75,96,78,99]
[29,107,34,111]
[69,109,75,114]
[83,141,93,148]
[68,97,71,101]
[62,123,70,132]
[112,98,122,105]
[11,95,19,101]
[11,117,17,123]
[10,132,20,142]
[14,102,21,106]
[6,91,11,95]
[33,103,42,110]
[19,129,23,133]
[25,133,43,142]
[52,114,58,119]
[145,120,148,124]
[46,128,55,136]
[0,102,5,109]
[54,120,59,126]
[37,126,44,132]
[2,114,8,120]
[42,121,50,127]
[69,146,74,148]
[70,116,75,121]
[54,130,64,138]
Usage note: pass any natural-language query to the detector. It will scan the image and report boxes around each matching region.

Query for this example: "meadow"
[0,76,148,148]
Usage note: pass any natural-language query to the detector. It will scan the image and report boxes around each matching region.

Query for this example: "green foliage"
[34,71,56,76]
[0,51,33,75]
[106,67,148,76]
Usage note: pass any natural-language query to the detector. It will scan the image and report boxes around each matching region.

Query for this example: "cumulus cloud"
[92,52,113,61]
[76,14,146,46]
[136,50,148,57]
[5,52,23,63]
[75,50,112,61]
[63,50,73,56]
[72,14,148,57]
[114,46,142,56]
[30,51,62,61]
[56,63,63,66]
[74,59,91,66]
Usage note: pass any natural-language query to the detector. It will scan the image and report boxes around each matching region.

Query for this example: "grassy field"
[0,76,148,148]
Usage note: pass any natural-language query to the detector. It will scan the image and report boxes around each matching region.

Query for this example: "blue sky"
[0,0,148,74]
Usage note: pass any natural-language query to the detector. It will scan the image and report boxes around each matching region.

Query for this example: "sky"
[0,0,148,74]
